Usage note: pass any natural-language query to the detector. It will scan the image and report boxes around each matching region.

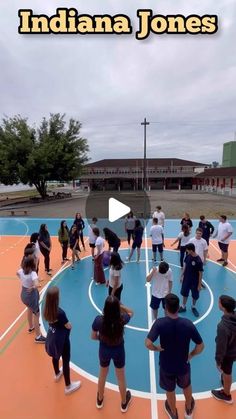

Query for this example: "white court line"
[144,227,158,419]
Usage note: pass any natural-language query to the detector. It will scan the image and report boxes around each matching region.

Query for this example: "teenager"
[171,224,191,268]
[88,217,98,260]
[128,220,144,263]
[152,206,165,228]
[103,228,121,253]
[91,296,133,412]
[180,213,193,231]
[44,286,81,395]
[30,232,40,274]
[146,261,173,320]
[125,211,136,246]
[106,252,124,301]
[146,293,204,419]
[211,295,236,404]
[179,243,203,318]
[189,228,208,265]
[17,257,45,342]
[93,227,106,284]
[38,224,52,276]
[214,215,233,267]
[58,220,70,264]
[150,218,164,262]
[198,215,214,245]
[73,212,86,250]
[69,224,80,270]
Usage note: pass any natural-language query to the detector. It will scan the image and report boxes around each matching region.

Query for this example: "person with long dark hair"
[91,296,133,412]
[171,224,191,268]
[44,286,81,395]
[73,212,86,251]
[58,220,70,264]
[17,256,45,342]
[106,252,124,301]
[93,227,106,284]
[103,228,121,253]
[128,219,144,263]
[38,224,52,276]
[30,232,40,274]
[69,224,81,270]
[125,211,136,247]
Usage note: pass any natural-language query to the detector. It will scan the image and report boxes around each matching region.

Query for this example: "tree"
[0,114,89,198]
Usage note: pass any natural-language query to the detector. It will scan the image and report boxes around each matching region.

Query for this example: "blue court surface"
[1,217,235,398]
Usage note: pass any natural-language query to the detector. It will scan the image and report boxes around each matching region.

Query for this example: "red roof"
[196,167,236,177]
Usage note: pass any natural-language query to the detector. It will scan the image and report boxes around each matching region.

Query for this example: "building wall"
[194,176,236,196]
[222,141,236,167]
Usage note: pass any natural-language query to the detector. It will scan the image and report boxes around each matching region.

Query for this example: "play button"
[109,198,130,222]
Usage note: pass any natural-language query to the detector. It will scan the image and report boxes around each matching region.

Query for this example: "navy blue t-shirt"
[92,313,130,348]
[46,308,70,359]
[134,226,144,243]
[183,254,203,284]
[147,316,203,374]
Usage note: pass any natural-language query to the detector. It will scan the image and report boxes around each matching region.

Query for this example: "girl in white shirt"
[171,224,191,268]
[17,256,45,343]
[106,252,124,301]
[93,227,106,284]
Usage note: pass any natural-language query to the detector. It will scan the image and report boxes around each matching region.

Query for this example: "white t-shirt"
[95,236,105,255]
[151,268,173,298]
[109,267,122,288]
[189,237,208,262]
[152,211,165,227]
[150,225,164,244]
[17,268,38,288]
[178,232,191,246]
[217,222,233,244]
[88,224,97,244]
[34,241,40,258]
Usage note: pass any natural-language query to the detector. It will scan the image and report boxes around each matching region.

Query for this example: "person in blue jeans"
[91,296,133,412]
[145,293,204,419]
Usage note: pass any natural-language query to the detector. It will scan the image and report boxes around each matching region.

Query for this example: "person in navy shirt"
[128,219,144,263]
[179,243,203,318]
[198,215,214,245]
[145,293,204,419]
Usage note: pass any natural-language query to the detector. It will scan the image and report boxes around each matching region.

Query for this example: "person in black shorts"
[145,293,204,419]
[211,295,236,404]
[91,296,133,412]
[179,243,203,318]
[128,219,144,263]
[69,224,80,269]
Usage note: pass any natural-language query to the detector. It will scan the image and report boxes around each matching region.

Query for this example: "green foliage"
[0,113,89,198]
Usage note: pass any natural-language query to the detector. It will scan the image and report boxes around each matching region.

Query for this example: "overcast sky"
[1,0,236,165]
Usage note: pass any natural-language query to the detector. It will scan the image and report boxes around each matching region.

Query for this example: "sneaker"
[185,397,195,419]
[28,326,35,333]
[96,393,104,409]
[46,271,52,276]
[178,306,186,313]
[61,261,65,264]
[121,390,131,413]
[191,307,199,317]
[216,258,224,262]
[222,261,228,267]
[65,381,81,395]
[35,335,46,344]
[64,258,70,261]
[211,389,233,404]
[54,369,63,382]
[164,400,179,419]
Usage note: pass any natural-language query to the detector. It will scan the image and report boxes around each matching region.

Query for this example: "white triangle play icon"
[108,198,130,222]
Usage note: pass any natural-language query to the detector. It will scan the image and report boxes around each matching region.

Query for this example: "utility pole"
[141,118,150,191]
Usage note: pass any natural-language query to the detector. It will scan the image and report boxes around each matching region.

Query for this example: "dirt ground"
[0,190,235,219]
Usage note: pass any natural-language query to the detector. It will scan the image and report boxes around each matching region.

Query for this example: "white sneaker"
[54,369,63,382]
[65,381,81,395]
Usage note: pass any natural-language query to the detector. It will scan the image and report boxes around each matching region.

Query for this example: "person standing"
[214,215,233,267]
[150,218,164,262]
[88,217,98,260]
[152,206,165,228]
[179,243,203,318]
[44,286,81,395]
[106,252,124,301]
[180,213,193,231]
[69,224,80,270]
[17,257,46,342]
[73,212,86,251]
[91,296,133,412]
[103,228,121,253]
[58,220,70,264]
[125,211,136,247]
[38,224,52,276]
[93,227,106,284]
[128,220,144,263]
[146,261,173,320]
[189,228,208,265]
[145,293,204,419]
[30,232,40,274]
[171,224,191,268]
[198,215,214,245]
[211,295,236,404]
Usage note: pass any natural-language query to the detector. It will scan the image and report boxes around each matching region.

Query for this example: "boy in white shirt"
[189,228,208,264]
[146,261,173,320]
[150,218,164,262]
[152,206,165,228]
[214,215,233,267]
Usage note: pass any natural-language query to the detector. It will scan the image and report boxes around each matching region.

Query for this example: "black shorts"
[181,281,199,300]
[150,295,166,310]
[221,357,235,375]
[218,242,229,253]
[89,243,96,248]
[99,343,125,369]
[152,244,163,253]
[160,364,191,392]
[132,241,142,250]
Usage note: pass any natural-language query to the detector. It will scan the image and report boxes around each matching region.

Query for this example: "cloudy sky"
[1,0,236,164]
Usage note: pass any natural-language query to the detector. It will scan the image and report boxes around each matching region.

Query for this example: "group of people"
[17,207,236,416]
